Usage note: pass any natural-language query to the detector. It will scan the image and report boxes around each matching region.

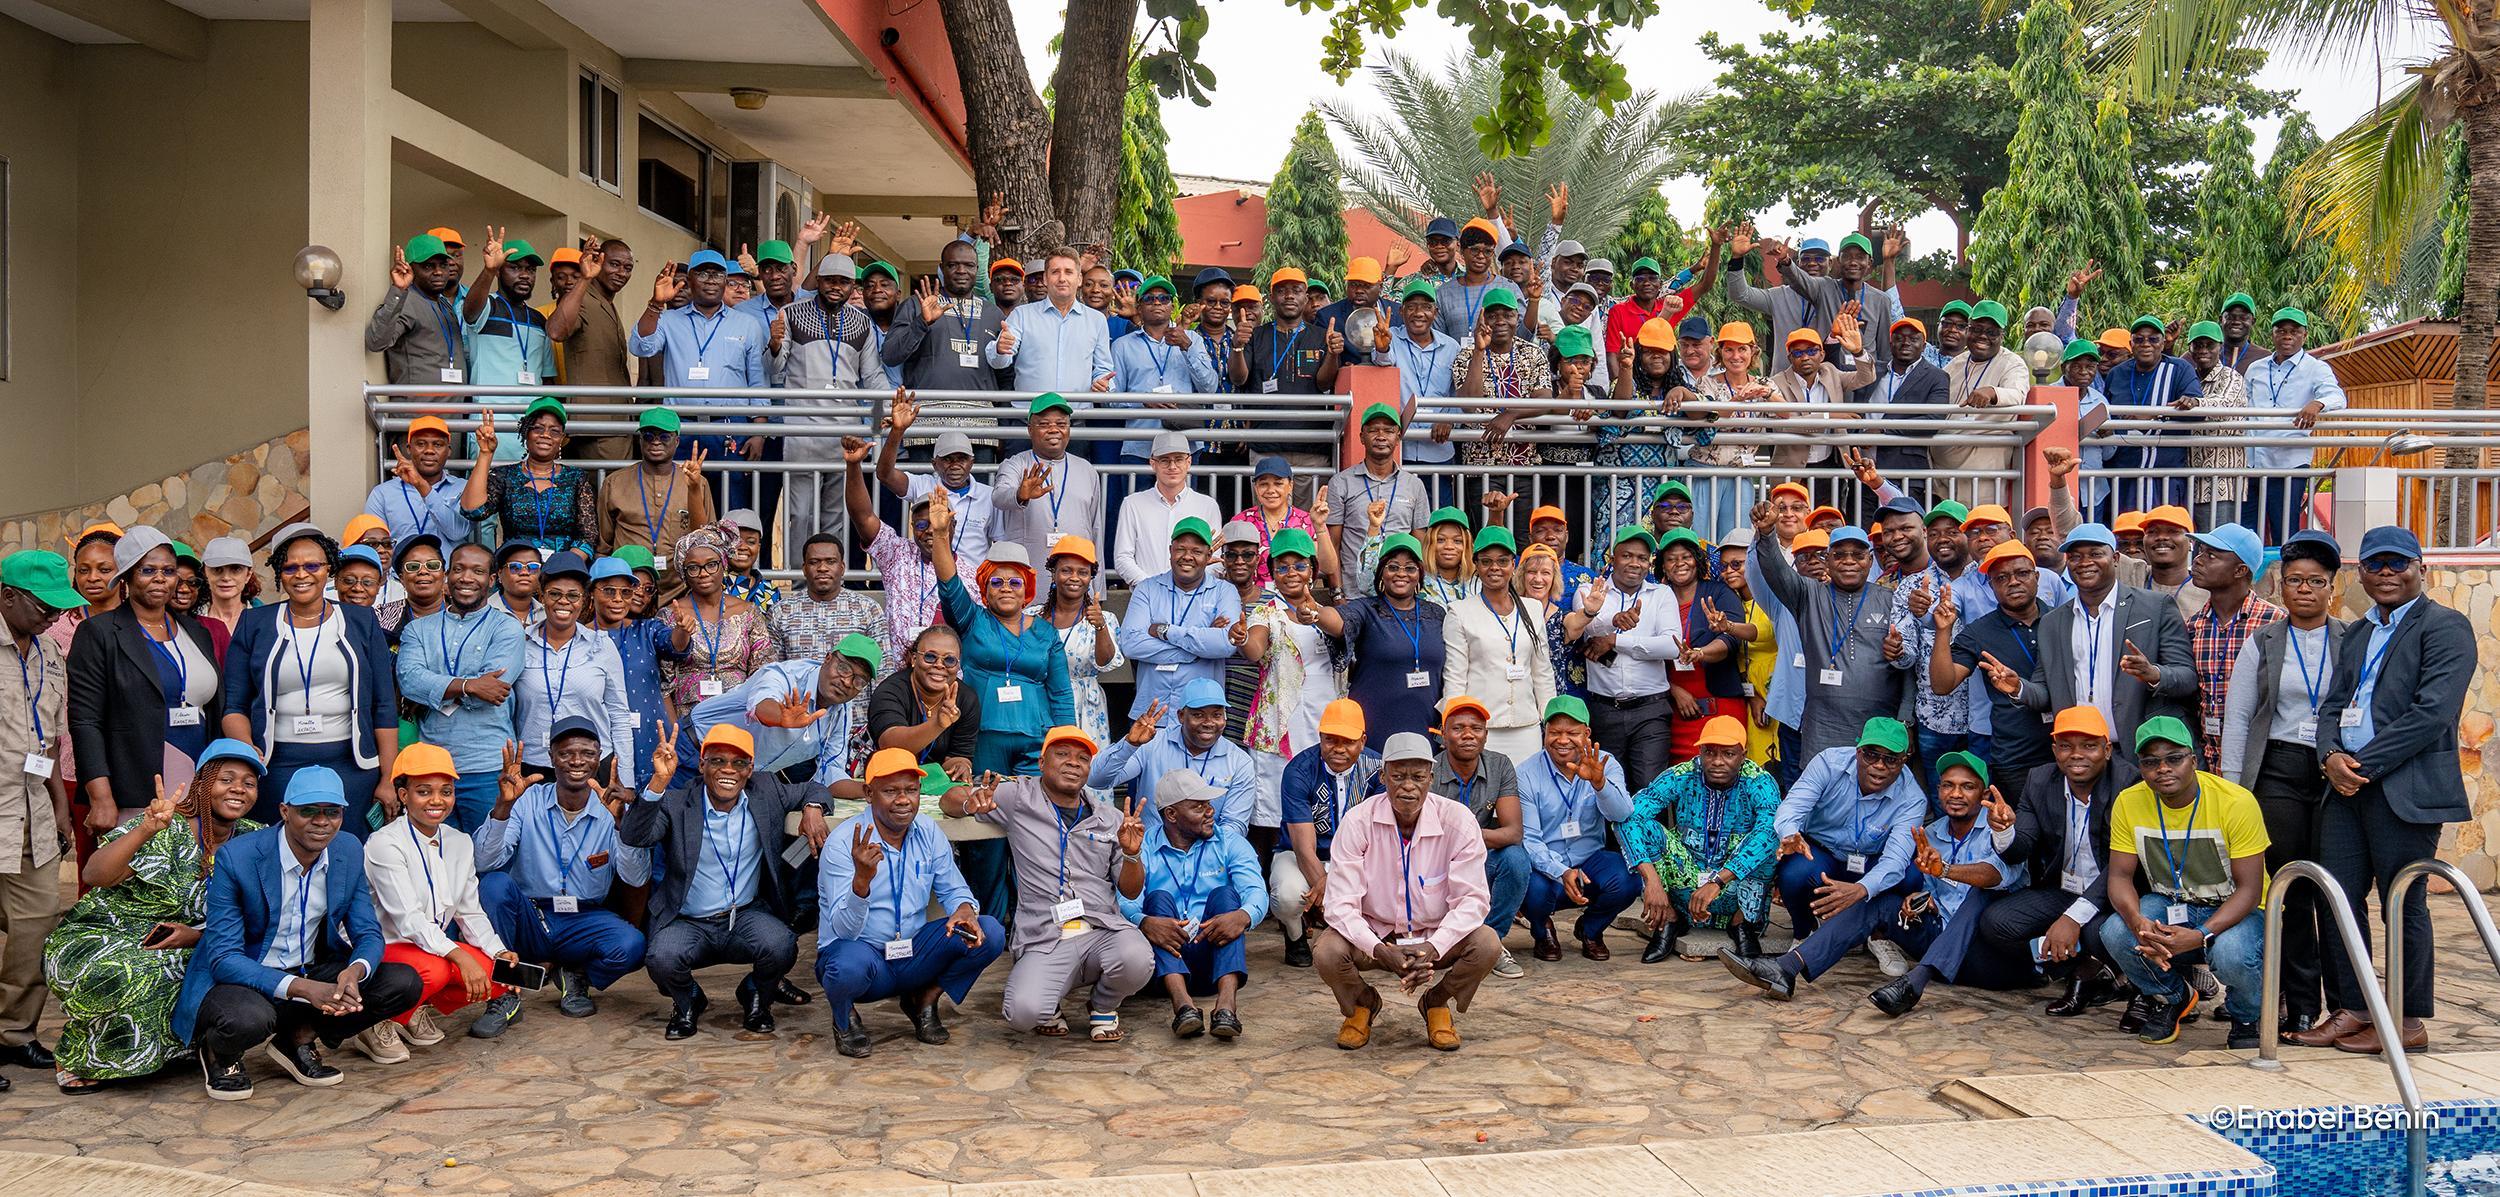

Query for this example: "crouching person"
[1120,772,1269,1040]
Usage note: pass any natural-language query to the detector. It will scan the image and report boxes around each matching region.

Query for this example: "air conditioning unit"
[729,161,815,248]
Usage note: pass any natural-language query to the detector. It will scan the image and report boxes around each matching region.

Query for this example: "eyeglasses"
[277,562,327,577]
[1657,500,1693,513]
[2281,574,2334,591]
[2360,556,2414,575]
[398,559,443,574]
[916,651,962,669]
[1271,558,1311,573]
[1857,747,1908,766]
[2138,750,2194,769]
[680,560,724,575]
[700,755,754,770]
[984,575,1026,589]
[504,561,542,574]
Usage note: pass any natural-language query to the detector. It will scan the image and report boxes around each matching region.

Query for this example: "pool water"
[2212,1102,2500,1197]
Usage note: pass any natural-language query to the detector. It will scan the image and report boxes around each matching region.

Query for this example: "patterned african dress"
[1029,603,1124,753]
[1617,759,1779,929]
[662,602,775,713]
[463,463,596,554]
[42,814,262,1080]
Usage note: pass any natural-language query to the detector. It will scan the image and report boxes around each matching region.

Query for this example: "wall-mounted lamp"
[731,87,769,110]
[294,245,345,311]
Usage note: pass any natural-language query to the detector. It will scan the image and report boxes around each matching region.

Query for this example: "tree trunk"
[1044,0,1141,250]
[2454,96,2498,418]
[937,0,1063,256]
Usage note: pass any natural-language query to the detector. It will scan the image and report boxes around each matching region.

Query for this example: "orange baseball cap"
[1716,321,1758,346]
[1636,317,1678,351]
[1232,286,1262,304]
[2142,505,2193,531]
[73,520,125,544]
[1791,529,1832,552]
[407,415,453,439]
[390,742,460,781]
[1805,505,1847,527]
[1695,715,1747,748]
[1319,698,1367,741]
[1345,257,1383,285]
[1979,540,2037,574]
[1784,326,1826,349]
[550,247,584,267]
[1890,316,1927,336]
[1962,503,2013,530]
[341,514,389,544]
[1436,695,1491,727]
[1043,725,1100,757]
[1460,218,1501,242]
[2051,706,2112,740]
[863,747,923,785]
[1769,481,1811,503]
[1529,505,1569,528]
[2112,511,2147,535]
[426,227,464,247]
[2097,327,2131,350]
[1269,267,1308,288]
[990,257,1024,276]
[1045,535,1098,566]
[700,725,755,758]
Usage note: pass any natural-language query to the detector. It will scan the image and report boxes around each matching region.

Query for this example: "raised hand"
[142,776,179,832]
[1833,309,1864,356]
[1324,318,1345,356]
[1474,317,1494,354]
[1366,499,1388,535]
[1750,500,1775,536]
[1976,651,2025,696]
[1983,786,2017,833]
[472,413,499,459]
[1577,582,1607,618]
[1881,228,1907,260]
[995,326,1019,356]
[650,262,684,306]
[1473,171,1501,217]
[850,824,884,881]
[1164,323,1194,350]
[828,221,863,258]
[1228,618,1251,649]
[1546,181,1569,225]
[1727,223,1755,258]
[1231,319,1254,349]
[763,686,830,729]
[1907,577,1934,619]
[1384,242,1411,272]
[1125,701,1166,747]
[1308,487,1330,527]
[888,388,920,434]
[390,245,414,289]
[927,491,956,537]
[1573,742,1608,786]
[1612,598,1643,632]
[498,740,528,804]
[1016,460,1053,503]
[796,211,836,247]
[2119,639,2160,686]
[1479,490,1516,516]
[480,226,509,271]
[2065,260,2102,298]
[1700,595,1733,636]
[390,444,424,489]
[579,238,606,277]
[841,435,873,466]
[930,681,961,730]
[1883,621,1905,661]
[676,441,708,487]
[1841,446,1883,490]
[736,244,759,279]
[2044,444,2077,482]
[1933,585,1959,632]
[1084,592,1107,630]
[1912,826,1944,877]
[970,193,1004,243]
[1181,301,1206,328]
[1117,795,1146,856]
[648,716,679,782]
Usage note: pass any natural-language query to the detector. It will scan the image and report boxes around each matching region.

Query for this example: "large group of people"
[0,184,2470,1104]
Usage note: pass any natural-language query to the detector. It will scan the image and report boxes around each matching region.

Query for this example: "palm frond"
[2284,72,2450,324]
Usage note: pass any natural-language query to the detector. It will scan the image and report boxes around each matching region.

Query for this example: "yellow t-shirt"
[2108,772,2270,906]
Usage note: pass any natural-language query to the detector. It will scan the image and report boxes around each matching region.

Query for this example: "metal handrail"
[2252,864,2424,1116]
[2385,858,2500,1034]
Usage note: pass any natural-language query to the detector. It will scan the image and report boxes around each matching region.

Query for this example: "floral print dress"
[1030,603,1124,753]
[662,602,775,713]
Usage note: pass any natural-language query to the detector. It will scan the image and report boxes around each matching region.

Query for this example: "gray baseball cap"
[1565,282,1600,301]
[200,536,252,570]
[1381,732,1435,764]
[1553,240,1588,259]
[1219,520,1262,548]
[1584,257,1616,276]
[1154,770,1220,811]
[933,432,975,459]
[817,252,858,279]
[112,526,174,580]
[1149,431,1192,459]
[722,508,764,534]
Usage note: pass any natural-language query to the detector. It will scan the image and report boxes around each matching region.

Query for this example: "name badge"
[291,715,324,736]
[552,895,580,913]
[1505,663,1527,681]
[1260,379,1279,394]
[686,366,713,381]
[959,352,981,368]
[2061,869,2087,894]
[697,679,724,698]
[1740,683,1757,697]
[2202,714,2222,738]
[168,704,202,727]
[1154,662,1179,672]
[1182,918,1201,940]
[518,371,538,385]
[2294,717,2318,741]
[1558,820,1582,839]
[884,938,914,961]
[2340,707,2364,729]
[1152,384,1175,395]
[1394,935,1429,948]
[1405,670,1431,689]
[2164,905,2193,926]
[997,684,1024,704]
[439,367,465,384]
[654,555,671,571]
[1845,853,1868,874]
[627,711,645,728]
[23,753,54,779]
[1819,668,1845,687]
[1053,898,1085,923]
[1791,653,1806,669]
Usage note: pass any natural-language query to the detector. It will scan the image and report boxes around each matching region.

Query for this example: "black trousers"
[644,906,797,1008]
[2318,788,2443,1019]
[1588,692,1672,794]
[194,959,425,1059]
[1974,885,2115,977]
[2254,741,2328,1019]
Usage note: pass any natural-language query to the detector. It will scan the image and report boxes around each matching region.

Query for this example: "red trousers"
[383,942,505,1022]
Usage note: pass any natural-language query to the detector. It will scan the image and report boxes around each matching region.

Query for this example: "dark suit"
[175,827,422,1056]
[619,776,817,1007]
[2314,595,2477,1018]
[2016,584,2196,746]
[1975,757,2140,974]
[1854,359,1951,484]
[66,606,225,816]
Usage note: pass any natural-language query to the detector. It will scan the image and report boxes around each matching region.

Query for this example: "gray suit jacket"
[2318,597,2476,825]
[2222,617,2350,789]
[2017,584,2197,744]
[618,775,820,932]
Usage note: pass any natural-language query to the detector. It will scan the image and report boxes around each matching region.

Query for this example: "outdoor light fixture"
[731,88,769,110]
[2022,332,2065,381]
[294,245,345,311]
[2383,430,2435,457]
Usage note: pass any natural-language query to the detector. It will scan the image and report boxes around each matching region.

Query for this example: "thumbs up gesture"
[1612,598,1643,632]
[1324,318,1345,356]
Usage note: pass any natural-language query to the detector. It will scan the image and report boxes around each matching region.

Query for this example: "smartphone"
[140,922,181,948]
[491,958,550,990]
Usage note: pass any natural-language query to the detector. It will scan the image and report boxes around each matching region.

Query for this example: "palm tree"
[1322,50,1698,249]
[2080,0,2499,416]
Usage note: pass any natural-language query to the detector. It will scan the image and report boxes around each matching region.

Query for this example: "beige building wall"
[0,21,84,515]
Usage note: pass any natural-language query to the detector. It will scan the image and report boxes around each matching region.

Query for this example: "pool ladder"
[2248,858,2500,1197]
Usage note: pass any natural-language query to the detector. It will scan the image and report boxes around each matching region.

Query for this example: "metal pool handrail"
[2384,858,2500,1024]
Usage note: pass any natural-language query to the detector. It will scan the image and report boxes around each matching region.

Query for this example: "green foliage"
[1113,67,1185,275]
[2262,114,2345,336]
[1967,0,2099,315]
[2436,124,2469,319]
[1324,51,1693,250]
[2084,91,2153,324]
[1255,111,1350,289]
[2177,108,2269,323]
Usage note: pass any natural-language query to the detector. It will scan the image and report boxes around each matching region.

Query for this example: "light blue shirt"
[2347,596,2419,752]
[1110,328,1221,458]
[515,626,639,785]
[2243,351,2346,469]
[628,304,772,399]
[682,658,854,779]
[817,813,975,945]
[474,782,652,902]
[261,845,331,992]
[1116,828,1270,927]
[1433,277,1522,341]
[1948,564,1999,736]
[1387,327,1461,466]
[1772,745,1929,897]
[1514,748,1634,879]
[397,604,527,774]
[996,297,1114,393]
[362,475,472,549]
[1115,572,1241,718]
[1920,813,2025,922]
[678,793,762,918]
[1089,729,1258,842]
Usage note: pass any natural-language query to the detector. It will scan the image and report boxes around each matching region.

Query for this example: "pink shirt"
[1322,792,1490,957]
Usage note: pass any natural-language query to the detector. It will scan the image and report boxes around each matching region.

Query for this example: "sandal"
[56,1069,103,1095]
[1033,1015,1069,1038]
[1088,1011,1124,1043]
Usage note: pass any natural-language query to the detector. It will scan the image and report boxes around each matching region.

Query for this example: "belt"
[1585,691,1664,709]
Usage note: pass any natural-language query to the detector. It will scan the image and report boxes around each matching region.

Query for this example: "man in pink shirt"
[1315,732,1497,1052]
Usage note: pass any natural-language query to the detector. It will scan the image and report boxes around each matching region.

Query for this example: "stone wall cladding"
[0,430,310,559]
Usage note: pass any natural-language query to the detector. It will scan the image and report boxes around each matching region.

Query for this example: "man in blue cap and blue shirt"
[1748,504,1909,762]
[181,762,425,1100]
[476,716,651,1030]
[630,250,774,510]
[1091,677,1259,841]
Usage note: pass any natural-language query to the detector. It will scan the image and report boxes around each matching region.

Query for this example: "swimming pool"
[2205,1099,2500,1196]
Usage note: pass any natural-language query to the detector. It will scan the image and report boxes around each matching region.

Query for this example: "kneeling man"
[1121,771,1269,1039]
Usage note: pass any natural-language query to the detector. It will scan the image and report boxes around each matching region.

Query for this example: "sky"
[1003,0,2434,254]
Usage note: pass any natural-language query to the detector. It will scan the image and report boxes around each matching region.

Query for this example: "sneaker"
[200,1051,253,1101]
[469,990,525,1039]
[2136,990,2201,1045]
[1867,938,1913,978]
[1491,948,1526,980]
[263,1038,343,1087]
[402,1005,447,1047]
[349,1020,409,1064]
[1282,935,1313,968]
[2228,1019,2262,1051]
[557,967,597,1018]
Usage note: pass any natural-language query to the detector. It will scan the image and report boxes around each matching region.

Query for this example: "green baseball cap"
[754,240,796,266]
[1399,279,1439,303]
[834,632,884,676]
[1927,500,1970,525]
[1856,717,1911,755]
[1138,274,1175,300]
[2271,306,2310,328]
[1472,526,1517,555]
[2223,291,2257,314]
[1267,528,1317,561]
[2129,313,2165,334]
[1170,516,1214,546]
[1479,288,1520,312]
[2134,715,2194,752]
[1651,479,1692,505]
[2186,320,2225,344]
[1657,527,1704,556]
[1967,300,2009,327]
[1630,257,1663,276]
[1837,232,1875,256]
[522,397,568,425]
[502,240,544,266]
[1029,392,1073,417]
[1939,300,1973,320]
[613,544,656,574]
[919,763,959,797]
[404,234,452,263]
[1554,325,1595,359]
[1426,506,1471,531]
[2061,338,2100,363]
[1,550,85,610]
[1936,750,1989,785]
[1543,695,1592,725]
[860,260,902,283]
[1611,525,1657,551]
[638,407,682,434]
[1374,533,1424,573]
[170,540,199,563]
[1359,401,1403,427]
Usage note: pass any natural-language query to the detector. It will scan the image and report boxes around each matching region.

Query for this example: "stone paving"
[7,918,2500,1197]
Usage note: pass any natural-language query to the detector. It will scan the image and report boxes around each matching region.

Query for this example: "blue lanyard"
[143,617,189,707]
[980,609,1048,689]
[2264,354,2299,405]
[635,468,679,552]
[1827,585,1870,669]
[1142,329,1174,379]
[538,633,578,718]
[2357,608,2407,699]
[1544,759,1588,828]
[492,292,539,358]
[1054,800,1086,897]
[880,832,911,935]
[706,798,749,907]
[2288,625,2326,712]
[810,701,854,781]
[1383,600,1426,669]
[690,307,726,364]
[1166,579,1211,635]
[1449,769,1475,814]
[692,599,727,672]
[1267,324,1301,383]
[1039,453,1069,528]
[1358,467,1397,511]
[397,479,436,539]
[542,799,607,896]
[2078,601,2108,704]
[2003,617,2038,673]
[293,860,318,964]
[409,820,444,927]
[1853,790,1881,851]
[440,610,490,680]
[427,296,463,371]
[1938,821,1977,867]
[13,640,42,742]
[1458,283,1489,333]
[284,604,333,714]
[2153,783,2204,895]
[1484,595,1522,662]
[946,484,974,554]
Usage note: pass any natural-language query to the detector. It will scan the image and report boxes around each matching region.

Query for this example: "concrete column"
[306,0,393,527]
[2332,466,2401,557]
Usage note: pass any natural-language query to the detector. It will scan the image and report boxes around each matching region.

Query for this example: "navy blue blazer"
[174,826,386,1043]
[2318,597,2477,825]
[221,603,397,769]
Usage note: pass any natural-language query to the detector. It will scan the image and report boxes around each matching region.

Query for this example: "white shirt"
[1578,580,1684,699]
[1441,593,1556,729]
[2243,351,2347,470]
[2067,592,2119,736]
[263,843,360,999]
[270,612,355,744]
[366,817,508,959]
[906,472,995,575]
[1111,484,1225,588]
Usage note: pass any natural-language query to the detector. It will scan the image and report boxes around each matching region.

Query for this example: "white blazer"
[365,817,508,959]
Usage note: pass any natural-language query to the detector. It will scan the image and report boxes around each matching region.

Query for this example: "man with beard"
[630,252,773,514]
[885,239,1011,426]
[1972,705,2138,1021]
[458,230,557,463]
[594,409,714,591]
[1932,541,2058,796]
[545,238,641,459]
[2216,292,2264,374]
[1935,301,2029,480]
[367,233,469,388]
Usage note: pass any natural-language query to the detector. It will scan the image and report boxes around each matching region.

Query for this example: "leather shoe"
[2047,962,2115,1018]
[665,1004,701,1041]
[1868,976,1922,1018]
[1532,936,1562,962]
[1283,935,1313,968]
[905,998,949,1045]
[774,978,812,1006]
[737,978,776,1034]
[1209,1009,1242,1040]
[2287,1009,2370,1049]
[834,1013,872,1059]
[1730,923,1762,959]
[1580,937,1611,962]
[0,1041,55,1070]
[1719,945,1795,1000]
[2334,1018,2428,1055]
[1641,932,1675,965]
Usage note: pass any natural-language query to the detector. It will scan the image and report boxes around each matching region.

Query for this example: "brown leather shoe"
[1532,937,1562,962]
[2335,1018,2429,1055]
[1580,937,1611,961]
[2285,1009,2368,1048]
[1335,987,1382,1050]
[1423,1005,1461,1051]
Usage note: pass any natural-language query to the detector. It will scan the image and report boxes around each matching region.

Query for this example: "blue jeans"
[1775,838,1899,940]
[1522,849,1642,943]
[1142,886,1250,997]
[1485,842,1531,937]
[816,915,1007,1028]
[451,773,500,835]
[2099,894,2265,1023]
[478,871,647,990]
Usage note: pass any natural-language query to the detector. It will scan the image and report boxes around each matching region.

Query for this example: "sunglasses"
[289,804,346,821]
[2360,556,2414,575]
[504,562,542,574]
[1857,747,1907,766]
[917,651,962,669]
[984,575,1026,589]
[398,559,443,574]
[129,565,181,581]
[277,562,327,577]
[2137,750,2194,769]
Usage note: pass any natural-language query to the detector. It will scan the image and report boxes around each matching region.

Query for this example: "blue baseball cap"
[1179,677,1228,711]
[1876,495,1927,519]
[2061,522,2118,551]
[2188,524,2266,578]
[2358,525,2423,563]
[686,249,731,273]
[1499,240,1531,260]
[196,738,265,775]
[1253,456,1294,481]
[550,715,602,747]
[1827,527,1872,549]
[338,545,384,571]
[540,549,592,584]
[283,765,347,807]
[1798,238,1833,255]
[589,555,637,584]
[1676,314,1714,340]
[1112,268,1144,284]
[1423,217,1460,240]
[1190,268,1234,295]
